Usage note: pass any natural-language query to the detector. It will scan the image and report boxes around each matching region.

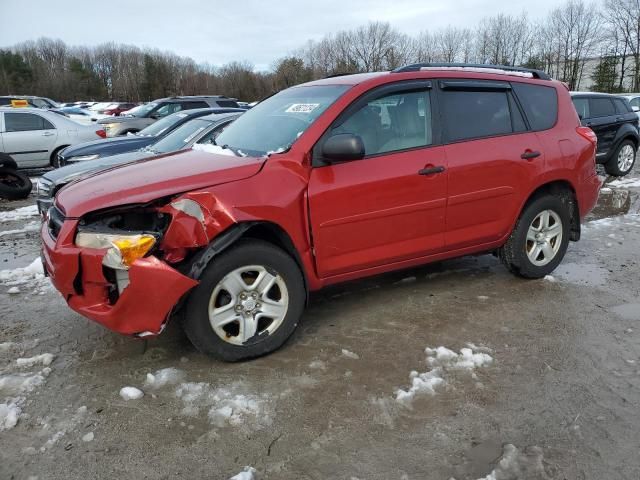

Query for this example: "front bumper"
[41,218,198,336]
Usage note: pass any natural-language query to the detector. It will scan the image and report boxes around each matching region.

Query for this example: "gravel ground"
[0,167,639,480]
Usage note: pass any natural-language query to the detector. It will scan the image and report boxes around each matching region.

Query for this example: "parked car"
[0,95,60,109]
[97,96,240,137]
[101,103,138,116]
[571,92,639,176]
[42,63,601,361]
[56,107,245,166]
[37,111,242,213]
[0,107,106,168]
[617,93,640,120]
[57,106,103,125]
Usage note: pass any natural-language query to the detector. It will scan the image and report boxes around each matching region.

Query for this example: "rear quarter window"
[216,100,240,108]
[614,98,632,114]
[512,83,558,131]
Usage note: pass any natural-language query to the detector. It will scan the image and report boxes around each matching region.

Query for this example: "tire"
[604,139,636,176]
[182,239,306,361]
[0,152,18,170]
[50,146,68,169]
[0,167,33,200]
[498,195,570,279]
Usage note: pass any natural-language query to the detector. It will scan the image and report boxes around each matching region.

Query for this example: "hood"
[97,116,143,125]
[45,150,152,186]
[55,149,266,218]
[60,136,155,159]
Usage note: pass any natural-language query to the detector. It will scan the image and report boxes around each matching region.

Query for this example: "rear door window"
[440,89,516,142]
[180,101,209,110]
[5,112,52,132]
[512,83,558,130]
[589,98,616,118]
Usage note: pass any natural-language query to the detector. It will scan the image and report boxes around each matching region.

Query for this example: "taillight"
[96,129,106,138]
[576,126,597,145]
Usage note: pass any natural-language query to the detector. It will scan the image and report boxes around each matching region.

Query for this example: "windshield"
[127,102,158,117]
[214,85,350,156]
[148,119,211,154]
[138,112,189,137]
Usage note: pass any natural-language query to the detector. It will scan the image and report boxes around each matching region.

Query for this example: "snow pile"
[607,176,640,189]
[584,214,640,231]
[395,346,493,403]
[0,221,40,238]
[144,367,186,390]
[229,466,256,480]
[0,258,45,286]
[175,382,270,429]
[462,444,550,480]
[0,205,39,222]
[82,431,94,442]
[341,349,360,360]
[40,406,88,451]
[192,143,237,156]
[16,353,55,368]
[0,368,52,431]
[119,386,144,400]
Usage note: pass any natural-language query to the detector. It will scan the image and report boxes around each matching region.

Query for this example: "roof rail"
[391,63,551,80]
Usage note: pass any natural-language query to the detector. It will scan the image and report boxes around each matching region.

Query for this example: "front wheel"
[182,239,305,361]
[498,195,570,278]
[605,140,636,176]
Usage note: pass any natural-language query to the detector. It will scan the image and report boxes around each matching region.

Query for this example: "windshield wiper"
[222,144,242,156]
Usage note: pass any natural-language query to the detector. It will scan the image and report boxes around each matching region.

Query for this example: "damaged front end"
[43,193,238,337]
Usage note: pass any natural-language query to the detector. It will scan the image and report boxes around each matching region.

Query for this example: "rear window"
[512,83,558,131]
[441,90,515,142]
[589,98,616,117]
[217,100,239,108]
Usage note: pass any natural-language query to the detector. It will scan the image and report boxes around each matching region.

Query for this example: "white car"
[0,107,107,168]
[618,94,640,120]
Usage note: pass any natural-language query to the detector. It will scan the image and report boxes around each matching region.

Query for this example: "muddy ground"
[1,167,639,480]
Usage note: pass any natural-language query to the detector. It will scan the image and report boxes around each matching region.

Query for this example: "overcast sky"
[1,0,565,70]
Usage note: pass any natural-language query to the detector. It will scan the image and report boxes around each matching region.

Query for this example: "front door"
[308,85,448,278]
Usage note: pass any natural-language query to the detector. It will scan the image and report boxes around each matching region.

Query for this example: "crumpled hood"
[55,149,266,218]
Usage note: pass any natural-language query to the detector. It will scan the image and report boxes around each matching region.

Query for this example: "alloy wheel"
[526,209,563,267]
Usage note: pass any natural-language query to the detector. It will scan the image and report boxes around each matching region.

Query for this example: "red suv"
[41,63,601,361]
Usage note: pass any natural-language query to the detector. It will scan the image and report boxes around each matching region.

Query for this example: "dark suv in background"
[98,95,240,136]
[571,92,638,176]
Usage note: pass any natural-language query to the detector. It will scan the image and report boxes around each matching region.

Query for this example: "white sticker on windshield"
[286,103,320,113]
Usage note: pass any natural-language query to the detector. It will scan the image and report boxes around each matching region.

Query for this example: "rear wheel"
[498,195,570,278]
[0,167,33,200]
[182,239,305,361]
[605,140,636,176]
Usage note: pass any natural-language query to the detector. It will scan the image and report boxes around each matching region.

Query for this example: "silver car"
[0,107,107,168]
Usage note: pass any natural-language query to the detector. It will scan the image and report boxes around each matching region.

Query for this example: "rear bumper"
[41,220,198,336]
[577,172,603,220]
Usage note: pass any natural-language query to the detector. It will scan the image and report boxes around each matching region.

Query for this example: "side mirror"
[321,133,365,163]
[632,106,639,112]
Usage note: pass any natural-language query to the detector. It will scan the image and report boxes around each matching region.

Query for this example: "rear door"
[439,80,543,249]
[1,112,58,167]
[308,82,448,277]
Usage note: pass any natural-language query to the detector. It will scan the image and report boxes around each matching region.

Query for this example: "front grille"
[48,206,65,240]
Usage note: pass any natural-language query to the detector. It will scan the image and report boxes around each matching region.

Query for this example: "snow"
[309,360,327,370]
[460,444,548,480]
[192,143,237,156]
[119,386,144,400]
[0,205,39,222]
[0,258,45,287]
[395,346,493,403]
[607,177,640,188]
[229,466,256,480]
[144,368,185,389]
[174,382,269,428]
[40,406,87,450]
[7,287,20,294]
[0,402,21,431]
[477,295,489,301]
[82,431,94,442]
[341,349,360,360]
[544,275,556,282]
[0,221,40,238]
[16,354,55,367]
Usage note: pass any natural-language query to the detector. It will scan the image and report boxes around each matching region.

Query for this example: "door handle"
[42,131,54,136]
[521,150,541,160]
[418,165,445,176]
